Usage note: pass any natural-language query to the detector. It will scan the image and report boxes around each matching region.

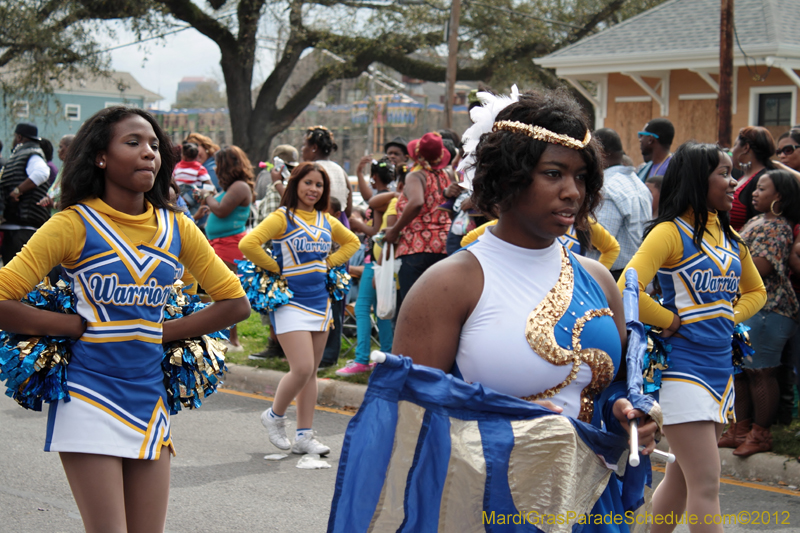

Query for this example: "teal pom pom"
[0,279,75,411]
[236,259,293,314]
[642,325,671,394]
[326,264,351,302]
[732,323,754,374]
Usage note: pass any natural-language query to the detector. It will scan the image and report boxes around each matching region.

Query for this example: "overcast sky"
[108,25,279,109]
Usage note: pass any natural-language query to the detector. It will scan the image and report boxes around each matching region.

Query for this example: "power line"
[96,12,236,55]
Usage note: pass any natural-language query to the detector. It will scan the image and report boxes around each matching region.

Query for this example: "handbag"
[375,244,401,320]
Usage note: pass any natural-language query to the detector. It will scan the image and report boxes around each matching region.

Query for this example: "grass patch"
[227,311,377,384]
[771,419,800,458]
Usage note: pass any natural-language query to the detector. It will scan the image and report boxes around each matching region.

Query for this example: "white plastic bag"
[375,244,401,320]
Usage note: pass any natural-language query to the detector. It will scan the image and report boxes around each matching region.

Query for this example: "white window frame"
[65,104,81,121]
[13,100,29,118]
[749,85,797,128]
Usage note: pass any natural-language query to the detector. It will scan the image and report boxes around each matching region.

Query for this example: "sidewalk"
[221,363,800,487]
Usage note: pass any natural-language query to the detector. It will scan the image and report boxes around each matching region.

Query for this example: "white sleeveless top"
[455,228,593,418]
[317,160,350,210]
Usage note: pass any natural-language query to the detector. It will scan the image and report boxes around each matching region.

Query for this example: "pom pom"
[326,264,351,302]
[161,282,230,414]
[732,323,754,375]
[0,278,75,411]
[642,325,671,394]
[236,259,293,314]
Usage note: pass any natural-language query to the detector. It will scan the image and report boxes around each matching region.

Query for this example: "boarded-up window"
[616,102,652,167]
[676,99,718,146]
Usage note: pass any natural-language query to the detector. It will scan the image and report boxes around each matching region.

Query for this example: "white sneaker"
[260,409,291,450]
[291,430,331,456]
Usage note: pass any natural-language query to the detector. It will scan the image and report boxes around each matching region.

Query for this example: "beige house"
[535,0,800,165]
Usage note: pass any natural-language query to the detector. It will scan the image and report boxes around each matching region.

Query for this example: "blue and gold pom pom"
[0,279,75,411]
[236,259,293,314]
[161,283,230,414]
[326,264,351,302]
[642,325,671,394]
[732,323,754,374]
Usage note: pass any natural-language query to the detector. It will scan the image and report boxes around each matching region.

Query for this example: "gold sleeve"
[589,219,620,269]
[176,215,245,301]
[617,221,684,329]
[0,211,84,301]
[325,213,361,267]
[732,238,767,323]
[461,220,497,247]
[238,210,286,274]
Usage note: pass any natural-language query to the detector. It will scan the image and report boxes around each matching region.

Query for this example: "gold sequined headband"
[492,120,592,150]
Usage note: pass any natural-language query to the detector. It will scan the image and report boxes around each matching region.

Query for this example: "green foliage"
[0,0,169,112]
[2,0,668,159]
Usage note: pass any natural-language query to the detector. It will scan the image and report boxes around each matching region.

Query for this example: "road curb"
[222,363,800,487]
[222,363,368,409]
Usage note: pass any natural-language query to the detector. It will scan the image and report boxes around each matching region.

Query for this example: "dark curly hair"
[60,106,176,210]
[305,126,338,156]
[471,88,603,233]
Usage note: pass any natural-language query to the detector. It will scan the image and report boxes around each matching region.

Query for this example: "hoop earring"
[771,200,783,217]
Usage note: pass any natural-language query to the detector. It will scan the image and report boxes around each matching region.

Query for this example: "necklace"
[650,155,671,177]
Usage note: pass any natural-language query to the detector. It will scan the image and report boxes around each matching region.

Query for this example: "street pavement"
[2,390,800,532]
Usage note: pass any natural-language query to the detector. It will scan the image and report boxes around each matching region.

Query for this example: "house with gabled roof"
[1,70,162,167]
[535,0,800,165]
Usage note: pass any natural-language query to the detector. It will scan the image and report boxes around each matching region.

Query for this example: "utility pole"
[444,0,462,130]
[718,0,734,148]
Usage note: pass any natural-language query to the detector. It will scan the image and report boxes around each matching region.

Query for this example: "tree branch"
[154,0,236,49]
[561,0,627,45]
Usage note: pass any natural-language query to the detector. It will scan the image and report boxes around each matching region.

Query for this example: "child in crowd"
[174,141,215,217]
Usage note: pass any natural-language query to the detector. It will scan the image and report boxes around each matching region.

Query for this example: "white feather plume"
[457,84,520,191]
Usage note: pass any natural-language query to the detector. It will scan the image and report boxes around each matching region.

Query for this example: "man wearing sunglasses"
[636,118,675,182]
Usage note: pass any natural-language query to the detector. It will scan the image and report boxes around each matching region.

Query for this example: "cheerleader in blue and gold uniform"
[239,162,359,456]
[0,107,250,532]
[621,142,765,533]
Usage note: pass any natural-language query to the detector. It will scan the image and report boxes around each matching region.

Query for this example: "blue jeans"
[744,310,798,368]
[355,263,394,364]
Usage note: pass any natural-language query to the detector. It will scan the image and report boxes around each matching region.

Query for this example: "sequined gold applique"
[522,247,615,422]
